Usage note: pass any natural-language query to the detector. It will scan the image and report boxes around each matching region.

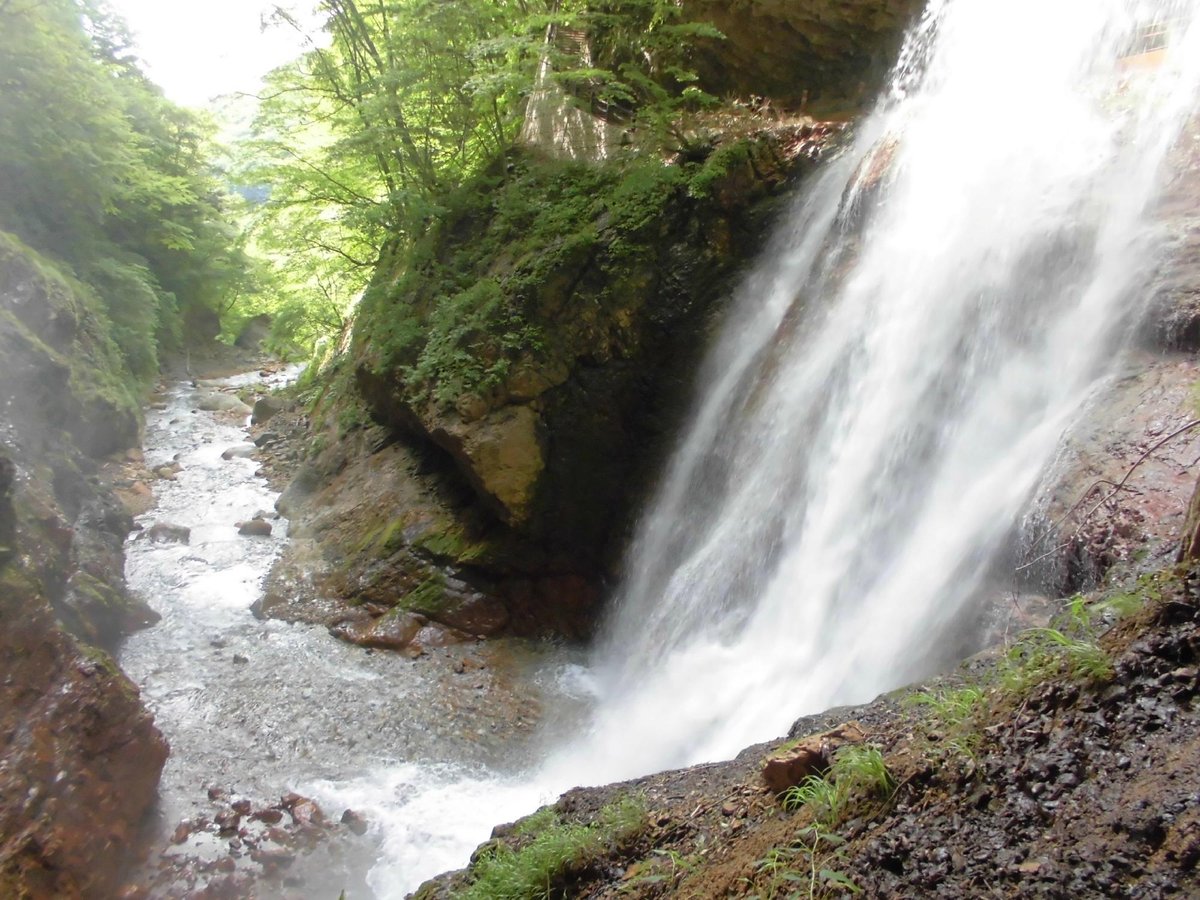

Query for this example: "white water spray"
[313,2,1200,894]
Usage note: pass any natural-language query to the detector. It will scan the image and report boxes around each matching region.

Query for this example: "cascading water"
[570,0,1200,780]
[311,1,1200,894]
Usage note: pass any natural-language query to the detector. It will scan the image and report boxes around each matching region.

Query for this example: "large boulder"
[0,597,167,897]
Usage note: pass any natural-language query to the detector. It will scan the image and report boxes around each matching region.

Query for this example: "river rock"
[193,390,253,415]
[252,808,284,825]
[251,396,285,425]
[144,522,191,544]
[341,808,369,836]
[333,610,427,651]
[221,444,256,460]
[402,577,510,637]
[114,480,154,516]
[413,623,473,650]
[238,518,272,537]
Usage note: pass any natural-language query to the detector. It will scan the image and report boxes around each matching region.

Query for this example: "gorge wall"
[0,233,166,897]
[263,125,835,647]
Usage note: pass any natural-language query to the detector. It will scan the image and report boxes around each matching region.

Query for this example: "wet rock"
[250,846,294,869]
[144,522,191,544]
[333,610,427,651]
[172,821,192,844]
[0,598,168,896]
[193,391,253,415]
[221,444,257,460]
[232,654,249,665]
[341,808,369,835]
[412,624,474,654]
[237,518,272,537]
[252,808,284,825]
[285,796,325,827]
[252,396,285,425]
[253,430,280,448]
[215,810,242,835]
[114,480,155,516]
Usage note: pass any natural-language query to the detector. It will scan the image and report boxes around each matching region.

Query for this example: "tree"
[0,0,251,378]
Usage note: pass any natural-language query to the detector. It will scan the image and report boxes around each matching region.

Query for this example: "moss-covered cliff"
[265,122,837,643]
[0,234,167,897]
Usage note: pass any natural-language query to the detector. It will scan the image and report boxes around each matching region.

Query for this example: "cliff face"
[0,234,167,897]
[263,123,837,645]
[681,0,926,111]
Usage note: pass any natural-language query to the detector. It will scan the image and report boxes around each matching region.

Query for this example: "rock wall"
[264,123,837,644]
[0,234,167,897]
[681,0,926,111]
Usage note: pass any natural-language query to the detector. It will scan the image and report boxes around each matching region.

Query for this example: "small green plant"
[781,746,893,827]
[511,806,558,838]
[833,745,894,797]
[618,847,700,893]
[457,796,646,900]
[905,685,987,763]
[782,774,843,825]
[1000,626,1113,695]
[748,826,860,899]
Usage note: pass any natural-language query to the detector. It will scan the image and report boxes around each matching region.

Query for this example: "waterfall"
[555,0,1200,781]
[314,1,1200,894]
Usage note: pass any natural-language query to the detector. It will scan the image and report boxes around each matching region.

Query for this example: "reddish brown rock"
[761,722,867,794]
[0,599,168,896]
[414,624,472,650]
[288,799,325,827]
[251,808,284,825]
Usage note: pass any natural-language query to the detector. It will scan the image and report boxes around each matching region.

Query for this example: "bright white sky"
[105,0,325,107]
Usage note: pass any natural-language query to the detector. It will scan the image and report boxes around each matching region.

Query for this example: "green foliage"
[0,0,251,382]
[1000,627,1113,694]
[355,147,702,406]
[238,0,725,362]
[781,746,894,828]
[750,826,860,900]
[0,232,141,446]
[457,796,646,900]
[905,685,987,763]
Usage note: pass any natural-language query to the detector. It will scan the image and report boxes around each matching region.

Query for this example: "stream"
[117,369,590,897]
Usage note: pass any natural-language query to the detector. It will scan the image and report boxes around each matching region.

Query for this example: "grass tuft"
[457,796,646,900]
[781,745,893,827]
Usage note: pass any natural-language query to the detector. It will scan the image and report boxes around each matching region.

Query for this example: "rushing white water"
[117,370,583,897]
[577,0,1200,779]
[315,1,1200,895]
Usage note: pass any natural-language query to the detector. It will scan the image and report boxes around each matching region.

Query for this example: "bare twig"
[1017,418,1200,574]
